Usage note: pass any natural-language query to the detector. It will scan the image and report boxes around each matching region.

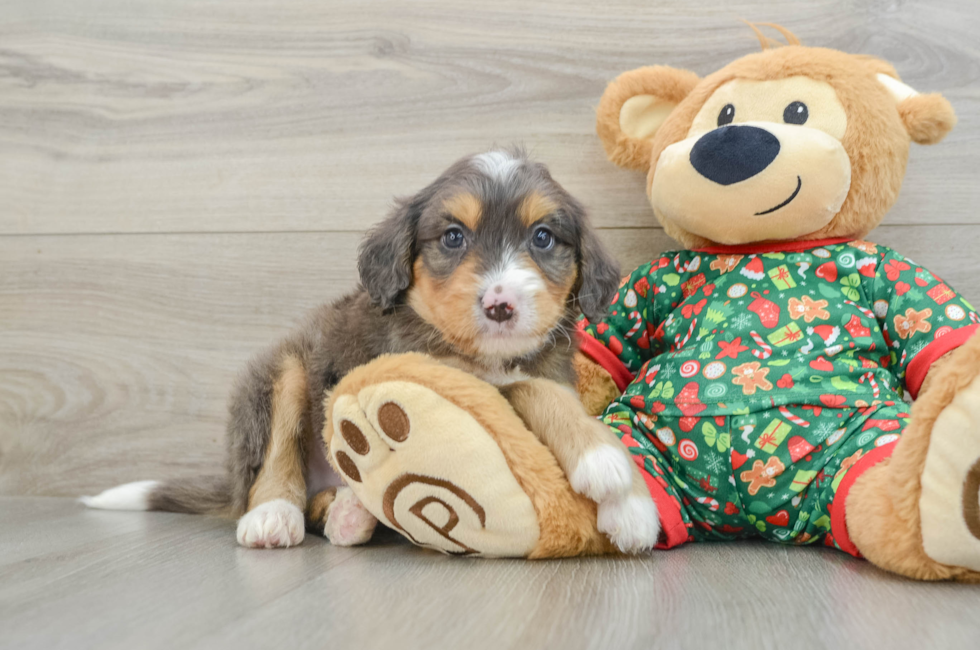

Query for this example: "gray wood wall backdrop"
[2,0,978,496]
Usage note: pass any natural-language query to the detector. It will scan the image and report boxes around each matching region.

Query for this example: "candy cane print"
[798,262,810,279]
[859,372,880,398]
[899,349,907,367]
[778,405,810,428]
[625,311,643,338]
[675,318,697,349]
[843,299,876,320]
[749,330,772,359]
[696,496,720,512]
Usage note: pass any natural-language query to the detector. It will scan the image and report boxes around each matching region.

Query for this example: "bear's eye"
[783,101,808,125]
[717,103,735,126]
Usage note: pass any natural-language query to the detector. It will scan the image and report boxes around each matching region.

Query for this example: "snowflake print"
[706,454,726,473]
[732,313,753,330]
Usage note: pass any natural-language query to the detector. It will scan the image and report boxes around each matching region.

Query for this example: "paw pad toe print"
[328,381,540,557]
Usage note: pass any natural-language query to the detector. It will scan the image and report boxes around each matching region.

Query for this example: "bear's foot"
[847,333,980,581]
[920,371,980,573]
[324,354,616,558]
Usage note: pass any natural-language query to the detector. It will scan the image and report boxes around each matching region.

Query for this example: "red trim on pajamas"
[620,432,688,549]
[692,237,854,255]
[831,441,899,558]
[577,328,635,393]
[905,324,979,399]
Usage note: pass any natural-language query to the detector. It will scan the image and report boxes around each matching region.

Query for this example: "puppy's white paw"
[324,487,378,547]
[569,445,633,502]
[597,494,661,554]
[236,499,305,549]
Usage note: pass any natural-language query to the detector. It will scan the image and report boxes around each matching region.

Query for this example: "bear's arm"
[575,261,663,414]
[865,246,979,399]
[573,352,621,417]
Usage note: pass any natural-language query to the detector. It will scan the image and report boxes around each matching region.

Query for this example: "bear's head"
[597,26,957,249]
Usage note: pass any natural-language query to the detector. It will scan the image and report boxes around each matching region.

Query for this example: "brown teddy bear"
[325,26,980,581]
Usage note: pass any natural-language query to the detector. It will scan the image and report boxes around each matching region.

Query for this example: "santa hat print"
[740,255,765,281]
[856,257,877,278]
[807,325,840,346]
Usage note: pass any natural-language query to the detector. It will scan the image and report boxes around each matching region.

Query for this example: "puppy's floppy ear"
[597,66,701,170]
[358,197,422,309]
[876,73,957,145]
[569,203,621,324]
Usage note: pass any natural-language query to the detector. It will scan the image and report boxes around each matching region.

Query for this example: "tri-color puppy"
[83,150,660,553]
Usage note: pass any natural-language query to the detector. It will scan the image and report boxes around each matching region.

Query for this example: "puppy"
[83,149,660,553]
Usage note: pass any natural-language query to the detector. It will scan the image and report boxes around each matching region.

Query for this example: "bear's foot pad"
[920,372,980,571]
[329,380,541,557]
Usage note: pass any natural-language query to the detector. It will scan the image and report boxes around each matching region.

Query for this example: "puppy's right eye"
[717,104,735,126]
[441,227,465,249]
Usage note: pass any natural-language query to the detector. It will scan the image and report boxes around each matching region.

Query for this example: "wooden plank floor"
[2,0,980,646]
[1,497,980,650]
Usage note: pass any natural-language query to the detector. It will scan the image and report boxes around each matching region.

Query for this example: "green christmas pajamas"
[579,238,979,553]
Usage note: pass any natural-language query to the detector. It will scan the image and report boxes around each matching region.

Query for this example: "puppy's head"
[358,149,619,359]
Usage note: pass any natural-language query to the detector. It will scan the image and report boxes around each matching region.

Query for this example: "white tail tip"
[80,480,160,510]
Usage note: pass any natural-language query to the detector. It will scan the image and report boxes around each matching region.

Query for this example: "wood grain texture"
[3,2,980,639]
[2,497,980,650]
[2,226,978,496]
[1,1,979,496]
[1,0,978,235]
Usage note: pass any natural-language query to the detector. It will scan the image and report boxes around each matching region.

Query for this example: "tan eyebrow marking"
[442,192,483,230]
[518,192,558,227]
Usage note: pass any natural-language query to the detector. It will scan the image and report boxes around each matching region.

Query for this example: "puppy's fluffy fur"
[84,149,657,552]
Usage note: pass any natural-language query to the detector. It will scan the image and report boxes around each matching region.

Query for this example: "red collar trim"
[693,237,855,255]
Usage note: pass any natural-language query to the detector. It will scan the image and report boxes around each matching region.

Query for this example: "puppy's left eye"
[783,101,808,125]
[531,226,555,251]
[441,227,466,249]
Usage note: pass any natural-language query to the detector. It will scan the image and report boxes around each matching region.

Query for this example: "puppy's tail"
[80,475,232,515]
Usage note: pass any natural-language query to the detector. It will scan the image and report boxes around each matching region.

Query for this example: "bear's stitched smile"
[755,176,802,216]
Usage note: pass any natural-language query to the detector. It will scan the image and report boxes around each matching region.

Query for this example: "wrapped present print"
[681,273,706,298]
[927,283,955,305]
[790,469,819,493]
[755,418,792,453]
[767,322,804,347]
[767,264,797,290]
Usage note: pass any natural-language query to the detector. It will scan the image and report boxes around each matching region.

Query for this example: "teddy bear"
[323,26,980,581]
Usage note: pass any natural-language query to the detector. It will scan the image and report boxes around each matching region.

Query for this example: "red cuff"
[831,441,898,558]
[905,324,979,399]
[621,433,688,550]
[576,328,635,393]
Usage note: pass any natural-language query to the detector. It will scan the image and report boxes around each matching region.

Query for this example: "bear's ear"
[597,66,701,170]
[877,73,957,145]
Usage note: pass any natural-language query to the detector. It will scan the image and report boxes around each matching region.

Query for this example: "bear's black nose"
[689,125,780,186]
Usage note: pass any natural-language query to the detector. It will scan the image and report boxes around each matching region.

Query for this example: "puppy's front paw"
[236,499,305,549]
[597,494,660,554]
[569,445,633,502]
[324,487,378,546]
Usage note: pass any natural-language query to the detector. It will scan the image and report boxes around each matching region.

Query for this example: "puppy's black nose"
[484,303,514,323]
[689,125,780,186]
